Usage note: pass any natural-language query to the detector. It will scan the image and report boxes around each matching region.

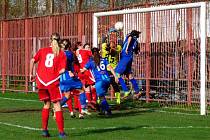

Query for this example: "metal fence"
[0,1,210,108]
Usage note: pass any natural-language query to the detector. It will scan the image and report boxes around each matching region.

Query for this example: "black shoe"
[106,109,112,116]
[42,130,50,137]
[70,112,76,118]
[98,111,105,115]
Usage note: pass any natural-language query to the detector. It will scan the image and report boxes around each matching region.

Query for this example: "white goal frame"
[93,2,207,115]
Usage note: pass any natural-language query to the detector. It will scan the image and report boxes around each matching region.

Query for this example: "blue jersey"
[64,50,74,72]
[85,58,110,82]
[121,34,138,57]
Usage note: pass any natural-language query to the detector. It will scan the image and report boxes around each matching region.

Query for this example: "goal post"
[93,2,207,115]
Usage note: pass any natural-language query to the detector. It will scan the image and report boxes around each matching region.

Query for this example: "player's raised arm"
[29,58,35,82]
[125,36,132,54]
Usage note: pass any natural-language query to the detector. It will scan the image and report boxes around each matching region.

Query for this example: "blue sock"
[101,98,110,112]
[118,77,129,92]
[130,78,140,94]
[60,96,68,106]
[79,92,87,109]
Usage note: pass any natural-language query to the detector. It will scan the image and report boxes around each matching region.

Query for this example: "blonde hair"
[50,33,60,56]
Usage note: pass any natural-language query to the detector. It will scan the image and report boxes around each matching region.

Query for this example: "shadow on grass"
[0,108,41,113]
[72,125,149,137]
[89,108,156,119]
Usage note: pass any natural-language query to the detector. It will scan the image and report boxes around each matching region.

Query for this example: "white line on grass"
[156,110,200,116]
[0,122,41,131]
[0,121,210,131]
[0,97,40,102]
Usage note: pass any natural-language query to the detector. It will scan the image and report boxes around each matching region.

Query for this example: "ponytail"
[52,40,60,56]
[50,33,61,56]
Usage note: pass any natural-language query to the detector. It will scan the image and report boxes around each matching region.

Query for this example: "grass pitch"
[0,92,209,140]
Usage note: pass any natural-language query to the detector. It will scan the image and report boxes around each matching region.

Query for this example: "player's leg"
[115,57,131,93]
[59,70,83,106]
[59,71,73,106]
[53,101,66,138]
[85,71,97,109]
[84,85,92,107]
[96,80,112,115]
[129,74,140,93]
[76,93,84,119]
[60,91,71,106]
[37,89,51,137]
[110,75,121,104]
[90,85,97,104]
[126,59,141,98]
[82,71,96,109]
[49,86,66,138]
[79,89,91,115]
[128,74,141,99]
[73,93,79,110]
[66,92,76,118]
[89,85,97,111]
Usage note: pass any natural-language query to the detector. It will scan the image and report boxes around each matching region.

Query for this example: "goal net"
[93,2,208,115]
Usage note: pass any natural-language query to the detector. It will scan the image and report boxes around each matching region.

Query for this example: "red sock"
[85,92,91,103]
[91,87,97,103]
[55,111,64,133]
[74,94,79,109]
[78,98,82,113]
[66,97,73,112]
[42,108,49,130]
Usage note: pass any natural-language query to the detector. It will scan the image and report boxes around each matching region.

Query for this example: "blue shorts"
[95,79,110,97]
[115,56,133,75]
[59,71,83,93]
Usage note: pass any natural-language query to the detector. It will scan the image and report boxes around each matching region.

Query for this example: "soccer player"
[81,47,118,116]
[115,30,142,99]
[29,33,67,138]
[76,43,97,110]
[59,39,88,119]
[102,35,122,104]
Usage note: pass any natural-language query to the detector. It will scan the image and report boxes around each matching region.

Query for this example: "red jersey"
[34,47,66,88]
[77,49,92,68]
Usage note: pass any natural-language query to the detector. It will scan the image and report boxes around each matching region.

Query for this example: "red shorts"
[78,70,95,86]
[37,86,62,103]
[70,89,80,96]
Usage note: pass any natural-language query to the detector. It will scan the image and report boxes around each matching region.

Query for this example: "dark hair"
[91,47,100,66]
[61,39,71,50]
[83,43,90,49]
[72,44,78,52]
[50,32,60,42]
[76,42,82,47]
[130,30,141,38]
[73,53,80,66]
[105,43,111,51]
[134,44,140,55]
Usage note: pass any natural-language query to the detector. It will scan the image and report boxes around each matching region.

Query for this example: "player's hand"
[29,74,35,82]
[114,76,119,83]
[69,71,74,77]
[29,74,32,81]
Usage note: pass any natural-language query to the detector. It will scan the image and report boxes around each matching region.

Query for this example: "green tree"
[8,0,25,18]
[0,1,3,19]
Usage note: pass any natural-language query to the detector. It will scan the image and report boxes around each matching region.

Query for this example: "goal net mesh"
[96,5,209,114]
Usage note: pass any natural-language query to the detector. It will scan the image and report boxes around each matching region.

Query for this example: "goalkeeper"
[101,28,122,104]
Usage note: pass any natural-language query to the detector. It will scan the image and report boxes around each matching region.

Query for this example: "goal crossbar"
[93,2,207,115]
